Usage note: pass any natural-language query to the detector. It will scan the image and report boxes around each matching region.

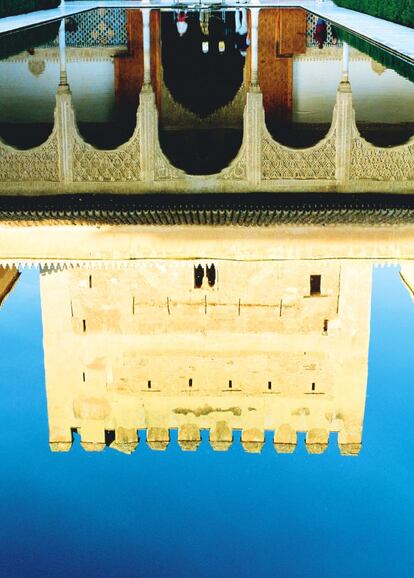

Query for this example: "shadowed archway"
[162,11,244,117]
[159,11,245,174]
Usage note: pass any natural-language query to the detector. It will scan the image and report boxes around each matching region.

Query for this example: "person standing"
[176,11,188,37]
[314,17,327,49]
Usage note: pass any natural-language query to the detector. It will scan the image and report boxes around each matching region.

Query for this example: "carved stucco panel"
[72,129,141,182]
[154,146,185,181]
[350,138,414,181]
[0,130,59,182]
[261,130,336,180]
[218,145,247,181]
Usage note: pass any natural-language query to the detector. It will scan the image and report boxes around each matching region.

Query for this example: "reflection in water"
[0,5,414,576]
[2,255,412,457]
[0,8,413,454]
[33,259,375,456]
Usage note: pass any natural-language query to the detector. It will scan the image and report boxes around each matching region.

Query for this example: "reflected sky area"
[0,265,414,578]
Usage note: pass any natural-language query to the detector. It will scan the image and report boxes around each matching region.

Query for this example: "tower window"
[82,319,86,333]
[147,380,152,390]
[89,275,92,289]
[310,275,321,296]
[206,264,216,287]
[323,319,328,333]
[194,265,204,289]
[311,382,316,392]
[189,378,193,387]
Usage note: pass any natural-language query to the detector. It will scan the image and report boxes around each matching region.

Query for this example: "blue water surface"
[0,267,413,578]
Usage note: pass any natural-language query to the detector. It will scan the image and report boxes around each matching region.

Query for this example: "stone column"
[58,18,67,86]
[335,79,354,184]
[56,19,74,183]
[245,90,264,185]
[142,8,151,85]
[245,8,263,185]
[250,8,259,87]
[342,42,350,82]
[139,8,157,182]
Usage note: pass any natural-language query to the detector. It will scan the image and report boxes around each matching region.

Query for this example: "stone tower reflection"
[40,260,372,456]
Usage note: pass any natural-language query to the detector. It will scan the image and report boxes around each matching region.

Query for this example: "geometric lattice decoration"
[73,129,141,182]
[350,137,414,181]
[0,130,59,182]
[45,8,127,47]
[306,13,342,48]
[262,128,337,180]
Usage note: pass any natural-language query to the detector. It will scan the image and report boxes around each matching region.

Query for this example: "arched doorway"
[159,10,245,175]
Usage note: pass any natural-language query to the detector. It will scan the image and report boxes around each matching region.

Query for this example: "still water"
[0,5,414,578]
[0,260,414,577]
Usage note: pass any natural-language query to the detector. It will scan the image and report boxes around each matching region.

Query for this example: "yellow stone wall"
[41,258,372,456]
[0,266,20,308]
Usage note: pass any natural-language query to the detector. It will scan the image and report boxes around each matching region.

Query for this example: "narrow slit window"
[82,372,86,383]
[82,319,86,333]
[147,380,152,390]
[206,264,216,287]
[89,275,92,289]
[268,381,272,390]
[229,380,232,389]
[189,378,193,388]
[311,382,316,392]
[194,265,204,289]
[323,319,328,333]
[310,275,321,296]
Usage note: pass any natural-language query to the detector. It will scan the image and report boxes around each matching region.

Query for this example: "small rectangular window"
[229,380,232,389]
[189,378,193,387]
[147,380,152,389]
[310,275,321,296]
[311,382,316,392]
[268,381,272,390]
[82,319,86,333]
[323,319,328,333]
[89,275,92,289]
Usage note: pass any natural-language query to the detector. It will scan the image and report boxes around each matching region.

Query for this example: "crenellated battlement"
[49,424,360,456]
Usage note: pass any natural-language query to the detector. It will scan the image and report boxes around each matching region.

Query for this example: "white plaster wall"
[0,60,115,123]
[293,59,414,124]
[67,60,115,122]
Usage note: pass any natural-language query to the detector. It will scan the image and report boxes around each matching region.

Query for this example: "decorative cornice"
[0,194,414,226]
[3,46,127,63]
[294,47,371,62]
